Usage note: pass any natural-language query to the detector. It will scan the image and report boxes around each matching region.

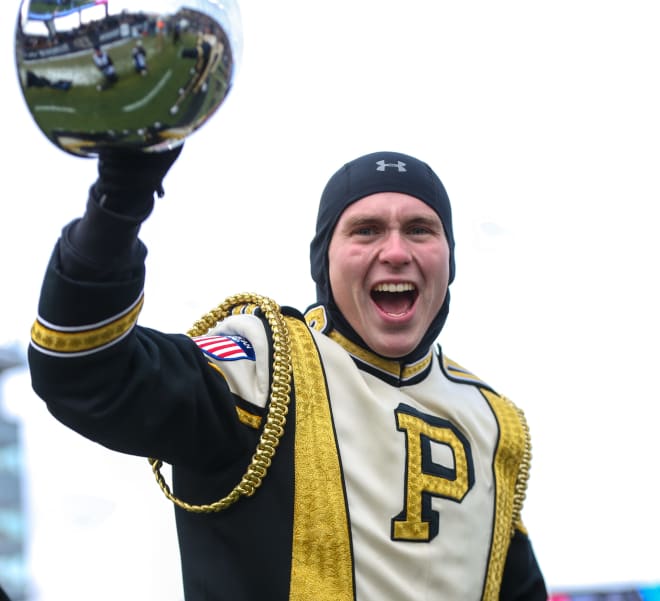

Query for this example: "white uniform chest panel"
[313,332,501,600]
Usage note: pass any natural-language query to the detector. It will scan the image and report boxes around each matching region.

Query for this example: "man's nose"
[379,231,412,265]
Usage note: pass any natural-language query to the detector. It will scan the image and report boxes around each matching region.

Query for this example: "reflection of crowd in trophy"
[18,12,158,61]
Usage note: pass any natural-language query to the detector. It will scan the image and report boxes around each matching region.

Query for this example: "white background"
[1,1,659,599]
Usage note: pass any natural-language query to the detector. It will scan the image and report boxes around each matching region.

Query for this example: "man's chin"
[364,334,420,360]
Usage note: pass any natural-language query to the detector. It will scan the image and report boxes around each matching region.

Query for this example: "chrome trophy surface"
[15,0,241,156]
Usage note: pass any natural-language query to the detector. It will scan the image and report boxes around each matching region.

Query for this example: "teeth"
[373,282,415,293]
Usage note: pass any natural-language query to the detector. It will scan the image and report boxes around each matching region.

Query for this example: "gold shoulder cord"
[148,293,293,513]
[511,404,532,536]
[480,392,533,601]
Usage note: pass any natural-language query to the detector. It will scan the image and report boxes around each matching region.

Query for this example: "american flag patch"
[192,334,255,361]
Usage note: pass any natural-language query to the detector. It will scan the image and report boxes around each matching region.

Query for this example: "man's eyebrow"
[408,215,443,226]
[343,215,381,226]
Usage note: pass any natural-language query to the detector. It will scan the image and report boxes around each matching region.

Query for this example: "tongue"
[373,292,412,316]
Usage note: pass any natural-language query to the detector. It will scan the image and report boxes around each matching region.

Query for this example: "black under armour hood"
[309,150,455,363]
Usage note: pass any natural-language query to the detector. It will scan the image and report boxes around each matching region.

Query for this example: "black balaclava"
[309,151,455,363]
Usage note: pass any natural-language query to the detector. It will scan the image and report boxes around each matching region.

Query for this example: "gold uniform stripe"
[480,389,531,601]
[287,317,353,600]
[31,296,144,354]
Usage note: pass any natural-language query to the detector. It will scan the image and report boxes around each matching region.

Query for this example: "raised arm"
[28,148,259,469]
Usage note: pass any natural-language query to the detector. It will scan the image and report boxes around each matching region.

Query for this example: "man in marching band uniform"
[28,147,547,600]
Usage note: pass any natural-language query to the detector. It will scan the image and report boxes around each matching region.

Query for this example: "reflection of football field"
[20,33,229,137]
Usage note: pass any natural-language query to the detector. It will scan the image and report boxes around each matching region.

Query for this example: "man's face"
[328,192,450,359]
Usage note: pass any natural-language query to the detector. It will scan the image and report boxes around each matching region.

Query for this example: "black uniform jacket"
[28,199,547,601]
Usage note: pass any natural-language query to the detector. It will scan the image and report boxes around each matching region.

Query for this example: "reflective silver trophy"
[15,0,241,156]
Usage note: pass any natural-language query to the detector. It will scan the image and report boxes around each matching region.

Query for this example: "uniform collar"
[304,303,434,387]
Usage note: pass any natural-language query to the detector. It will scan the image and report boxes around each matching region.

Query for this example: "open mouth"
[371,282,418,316]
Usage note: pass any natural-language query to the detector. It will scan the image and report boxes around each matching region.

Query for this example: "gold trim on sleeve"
[31,295,144,355]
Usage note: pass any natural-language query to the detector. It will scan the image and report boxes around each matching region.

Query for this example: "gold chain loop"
[148,293,292,513]
[510,404,531,537]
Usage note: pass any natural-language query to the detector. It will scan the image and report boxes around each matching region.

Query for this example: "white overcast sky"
[1,1,660,599]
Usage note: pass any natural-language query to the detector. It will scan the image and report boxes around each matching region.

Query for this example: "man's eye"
[354,226,376,236]
[409,226,431,235]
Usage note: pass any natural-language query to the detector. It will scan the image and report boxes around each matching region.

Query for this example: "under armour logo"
[376,160,407,172]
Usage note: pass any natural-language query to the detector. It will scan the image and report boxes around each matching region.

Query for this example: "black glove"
[92,143,183,217]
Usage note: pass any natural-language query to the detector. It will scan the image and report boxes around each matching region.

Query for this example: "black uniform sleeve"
[28,154,259,470]
[500,530,548,600]
[56,142,183,281]
[48,194,147,299]
[30,236,258,469]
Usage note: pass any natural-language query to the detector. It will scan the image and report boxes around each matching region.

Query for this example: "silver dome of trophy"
[15,0,241,156]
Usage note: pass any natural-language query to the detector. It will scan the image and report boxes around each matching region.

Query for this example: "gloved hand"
[92,143,184,217]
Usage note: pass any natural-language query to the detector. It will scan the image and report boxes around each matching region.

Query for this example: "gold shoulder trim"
[480,390,532,600]
[304,305,328,331]
[443,356,490,388]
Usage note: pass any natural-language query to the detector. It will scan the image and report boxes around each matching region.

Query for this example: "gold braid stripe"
[148,293,292,513]
[480,390,532,601]
[287,318,353,599]
[31,296,144,354]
